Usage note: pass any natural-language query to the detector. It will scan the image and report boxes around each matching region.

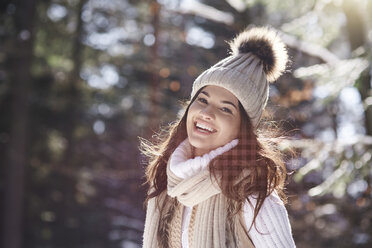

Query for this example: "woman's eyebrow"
[201,91,209,97]
[201,91,237,110]
[221,100,237,110]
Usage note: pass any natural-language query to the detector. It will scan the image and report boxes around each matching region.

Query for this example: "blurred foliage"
[0,0,371,247]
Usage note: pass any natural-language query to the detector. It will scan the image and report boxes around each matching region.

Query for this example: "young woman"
[142,26,296,248]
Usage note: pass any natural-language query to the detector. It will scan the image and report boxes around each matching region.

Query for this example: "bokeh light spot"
[144,34,155,46]
[169,80,180,92]
[159,67,170,78]
[187,65,198,76]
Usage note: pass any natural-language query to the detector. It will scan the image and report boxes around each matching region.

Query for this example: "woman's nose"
[199,106,215,120]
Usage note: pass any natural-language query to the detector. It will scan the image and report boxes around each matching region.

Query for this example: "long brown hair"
[141,88,289,234]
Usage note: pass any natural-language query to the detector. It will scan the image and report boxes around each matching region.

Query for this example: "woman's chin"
[188,138,215,156]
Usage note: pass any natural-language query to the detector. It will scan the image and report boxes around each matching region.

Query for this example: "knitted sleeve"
[143,197,159,248]
[243,191,296,248]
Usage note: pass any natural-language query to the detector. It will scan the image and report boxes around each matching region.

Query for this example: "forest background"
[1,0,372,247]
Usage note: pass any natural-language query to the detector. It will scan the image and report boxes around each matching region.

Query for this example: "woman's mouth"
[194,121,216,134]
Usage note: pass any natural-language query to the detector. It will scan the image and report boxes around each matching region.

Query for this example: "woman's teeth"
[196,122,215,133]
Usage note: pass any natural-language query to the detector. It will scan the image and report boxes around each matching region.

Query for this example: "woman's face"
[186,85,241,157]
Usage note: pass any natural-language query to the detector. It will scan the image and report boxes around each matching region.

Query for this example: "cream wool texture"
[190,26,288,128]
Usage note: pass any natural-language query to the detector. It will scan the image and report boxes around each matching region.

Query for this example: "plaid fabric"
[209,125,270,199]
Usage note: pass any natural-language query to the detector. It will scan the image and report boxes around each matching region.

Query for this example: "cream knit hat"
[190,27,288,128]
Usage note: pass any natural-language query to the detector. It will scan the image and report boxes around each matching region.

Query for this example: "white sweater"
[169,139,296,248]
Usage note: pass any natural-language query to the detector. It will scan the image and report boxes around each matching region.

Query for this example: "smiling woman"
[141,26,296,248]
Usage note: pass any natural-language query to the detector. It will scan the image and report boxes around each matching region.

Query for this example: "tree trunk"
[63,0,85,165]
[59,1,86,246]
[2,0,37,247]
[147,0,160,137]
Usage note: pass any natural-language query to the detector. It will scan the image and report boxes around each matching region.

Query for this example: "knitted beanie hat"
[190,26,288,128]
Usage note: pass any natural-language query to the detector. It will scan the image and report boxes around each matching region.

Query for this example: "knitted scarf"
[143,139,254,248]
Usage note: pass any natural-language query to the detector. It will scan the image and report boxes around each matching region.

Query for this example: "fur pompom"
[229,26,288,82]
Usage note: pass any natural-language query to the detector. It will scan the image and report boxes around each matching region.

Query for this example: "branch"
[169,0,234,25]
[279,31,340,64]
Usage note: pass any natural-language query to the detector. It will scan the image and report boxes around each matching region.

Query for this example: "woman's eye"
[197,97,207,104]
[221,107,232,114]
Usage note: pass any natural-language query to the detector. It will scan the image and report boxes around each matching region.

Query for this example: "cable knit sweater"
[169,138,296,248]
